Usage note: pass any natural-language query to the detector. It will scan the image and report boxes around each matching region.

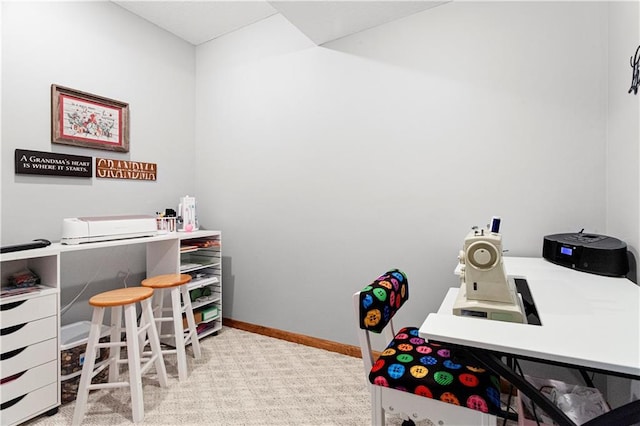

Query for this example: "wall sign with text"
[15,149,92,177]
[96,158,157,181]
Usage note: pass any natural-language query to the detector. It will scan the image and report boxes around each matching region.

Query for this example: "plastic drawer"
[60,321,110,377]
[0,382,58,426]
[1,360,57,403]
[1,338,57,378]
[0,316,57,353]
[0,293,57,327]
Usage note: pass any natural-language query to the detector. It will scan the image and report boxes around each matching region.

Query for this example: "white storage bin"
[60,321,110,403]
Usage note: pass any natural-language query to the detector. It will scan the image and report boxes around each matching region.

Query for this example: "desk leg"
[467,350,640,426]
[465,350,576,426]
[578,368,595,388]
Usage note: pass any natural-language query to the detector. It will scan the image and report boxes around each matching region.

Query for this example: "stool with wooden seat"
[140,273,202,381]
[72,287,168,425]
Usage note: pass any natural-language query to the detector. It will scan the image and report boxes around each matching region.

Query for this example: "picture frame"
[51,84,129,152]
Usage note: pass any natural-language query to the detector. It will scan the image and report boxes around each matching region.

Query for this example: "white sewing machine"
[452,219,526,323]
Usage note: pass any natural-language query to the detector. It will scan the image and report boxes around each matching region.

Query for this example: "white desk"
[0,230,221,426]
[419,257,640,425]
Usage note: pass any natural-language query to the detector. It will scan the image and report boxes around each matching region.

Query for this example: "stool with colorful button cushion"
[353,269,501,426]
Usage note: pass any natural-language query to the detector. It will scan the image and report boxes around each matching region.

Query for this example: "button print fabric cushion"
[369,327,502,415]
[359,269,409,333]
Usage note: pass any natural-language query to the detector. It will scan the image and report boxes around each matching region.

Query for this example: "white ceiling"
[112,1,447,46]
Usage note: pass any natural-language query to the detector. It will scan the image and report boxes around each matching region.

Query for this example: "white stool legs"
[144,285,201,381]
[72,306,106,426]
[72,288,168,425]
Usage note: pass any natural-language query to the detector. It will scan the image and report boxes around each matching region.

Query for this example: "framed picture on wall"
[51,84,130,152]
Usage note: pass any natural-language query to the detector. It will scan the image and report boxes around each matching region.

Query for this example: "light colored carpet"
[26,326,515,425]
[26,326,415,425]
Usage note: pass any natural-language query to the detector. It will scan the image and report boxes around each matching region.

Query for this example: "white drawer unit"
[0,382,58,426]
[1,251,60,425]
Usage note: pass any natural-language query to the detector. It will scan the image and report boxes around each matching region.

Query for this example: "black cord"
[501,357,526,426]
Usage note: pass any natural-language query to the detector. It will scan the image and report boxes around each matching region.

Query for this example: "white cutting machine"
[61,215,157,244]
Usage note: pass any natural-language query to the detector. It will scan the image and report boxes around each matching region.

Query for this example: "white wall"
[607,1,640,276]
[1,1,196,246]
[605,0,640,410]
[195,1,611,345]
[1,1,196,324]
[3,1,636,353]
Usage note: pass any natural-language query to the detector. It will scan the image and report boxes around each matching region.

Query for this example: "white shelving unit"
[145,230,222,342]
[179,231,222,339]
[0,248,61,426]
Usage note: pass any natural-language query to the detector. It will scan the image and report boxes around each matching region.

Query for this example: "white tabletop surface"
[0,230,221,260]
[419,257,640,377]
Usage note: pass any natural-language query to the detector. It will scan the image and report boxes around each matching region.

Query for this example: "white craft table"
[419,257,640,426]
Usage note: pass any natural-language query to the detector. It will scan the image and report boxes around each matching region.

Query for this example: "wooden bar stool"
[72,287,168,425]
[141,273,202,381]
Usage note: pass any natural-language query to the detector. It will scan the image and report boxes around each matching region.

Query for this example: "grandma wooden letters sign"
[96,158,157,181]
